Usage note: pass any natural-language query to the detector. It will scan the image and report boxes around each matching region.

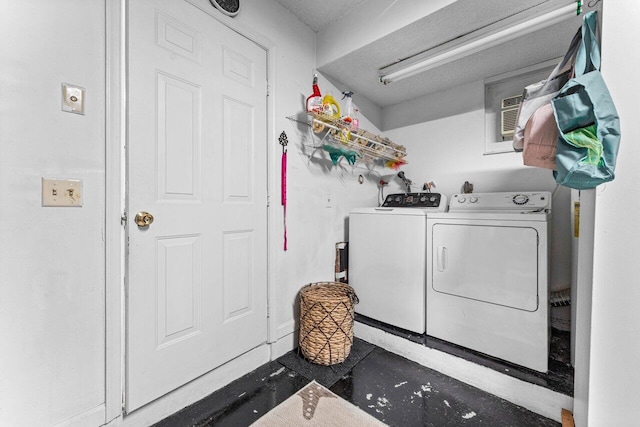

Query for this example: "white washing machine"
[349,192,446,334]
[426,191,551,372]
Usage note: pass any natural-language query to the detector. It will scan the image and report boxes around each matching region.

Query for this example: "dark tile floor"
[155,339,560,426]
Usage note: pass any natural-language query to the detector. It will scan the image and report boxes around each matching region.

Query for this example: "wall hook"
[279,131,288,153]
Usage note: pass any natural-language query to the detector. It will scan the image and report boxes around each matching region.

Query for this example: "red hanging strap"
[281,151,287,251]
[279,131,288,251]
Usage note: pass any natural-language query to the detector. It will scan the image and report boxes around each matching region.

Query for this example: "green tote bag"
[551,11,621,189]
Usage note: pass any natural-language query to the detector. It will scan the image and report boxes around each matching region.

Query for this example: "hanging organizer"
[287,112,407,169]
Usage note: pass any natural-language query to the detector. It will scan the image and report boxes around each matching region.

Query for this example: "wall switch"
[42,178,83,207]
[325,192,333,208]
[61,83,85,115]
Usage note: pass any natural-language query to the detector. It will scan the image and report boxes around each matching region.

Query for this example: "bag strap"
[576,11,601,76]
[548,26,582,81]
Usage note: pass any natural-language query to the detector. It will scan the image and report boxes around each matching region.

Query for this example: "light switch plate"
[61,83,85,115]
[42,178,83,207]
[324,192,333,208]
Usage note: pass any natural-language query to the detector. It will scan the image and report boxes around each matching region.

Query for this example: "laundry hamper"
[298,282,358,366]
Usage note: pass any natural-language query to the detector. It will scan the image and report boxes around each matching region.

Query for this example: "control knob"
[513,194,529,205]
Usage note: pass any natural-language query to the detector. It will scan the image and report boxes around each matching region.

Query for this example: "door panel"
[156,235,202,348]
[156,11,202,63]
[223,231,254,321]
[223,98,254,200]
[431,224,539,311]
[127,0,267,411]
[157,72,201,199]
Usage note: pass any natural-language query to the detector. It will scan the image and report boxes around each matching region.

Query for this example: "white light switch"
[42,178,83,207]
[61,83,85,115]
[325,192,333,208]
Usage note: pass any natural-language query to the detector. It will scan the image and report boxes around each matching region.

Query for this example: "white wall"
[229,0,387,346]
[273,78,385,343]
[586,2,640,426]
[382,80,573,294]
[0,1,106,426]
[572,188,595,426]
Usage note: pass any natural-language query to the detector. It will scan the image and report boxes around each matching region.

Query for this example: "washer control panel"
[449,191,551,213]
[382,192,443,208]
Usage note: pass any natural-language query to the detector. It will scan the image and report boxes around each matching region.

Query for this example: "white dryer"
[349,192,446,334]
[426,192,551,372]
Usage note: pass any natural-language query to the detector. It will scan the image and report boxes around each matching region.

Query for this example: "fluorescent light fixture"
[379,2,582,85]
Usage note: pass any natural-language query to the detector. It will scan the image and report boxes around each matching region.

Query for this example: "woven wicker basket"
[298,282,358,366]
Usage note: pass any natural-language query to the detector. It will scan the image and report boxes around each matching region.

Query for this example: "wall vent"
[500,95,522,138]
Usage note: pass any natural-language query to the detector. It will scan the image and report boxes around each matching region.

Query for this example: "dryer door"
[432,223,539,311]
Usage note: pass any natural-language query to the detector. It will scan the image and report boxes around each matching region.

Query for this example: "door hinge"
[267,193,270,207]
[266,83,270,97]
[121,212,127,226]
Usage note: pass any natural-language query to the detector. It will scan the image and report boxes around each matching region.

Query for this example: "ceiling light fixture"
[379,1,582,85]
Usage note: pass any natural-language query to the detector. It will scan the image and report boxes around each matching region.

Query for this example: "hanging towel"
[322,144,359,165]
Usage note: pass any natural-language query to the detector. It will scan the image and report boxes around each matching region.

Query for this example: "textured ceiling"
[275,0,593,111]
[272,0,369,32]
[319,0,585,107]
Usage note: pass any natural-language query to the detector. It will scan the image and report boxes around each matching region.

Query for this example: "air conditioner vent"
[502,95,522,109]
[500,95,522,138]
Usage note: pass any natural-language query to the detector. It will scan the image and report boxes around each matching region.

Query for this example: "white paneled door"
[127,0,268,411]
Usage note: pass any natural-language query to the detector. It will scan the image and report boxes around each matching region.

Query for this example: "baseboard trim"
[276,319,295,339]
[355,321,572,423]
[270,331,297,360]
[53,404,105,427]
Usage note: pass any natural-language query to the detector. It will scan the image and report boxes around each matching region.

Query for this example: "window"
[484,60,557,154]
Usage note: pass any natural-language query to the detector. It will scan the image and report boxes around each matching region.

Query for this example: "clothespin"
[279,131,288,153]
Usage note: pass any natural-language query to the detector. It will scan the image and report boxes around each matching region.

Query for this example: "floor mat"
[250,380,386,426]
[277,338,375,388]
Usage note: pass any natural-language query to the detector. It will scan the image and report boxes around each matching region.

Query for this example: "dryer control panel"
[449,191,551,213]
[382,192,442,208]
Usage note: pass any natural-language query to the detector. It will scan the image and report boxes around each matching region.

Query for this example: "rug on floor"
[250,380,386,427]
[277,337,375,388]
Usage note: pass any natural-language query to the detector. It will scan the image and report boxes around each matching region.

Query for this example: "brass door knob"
[134,211,154,227]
